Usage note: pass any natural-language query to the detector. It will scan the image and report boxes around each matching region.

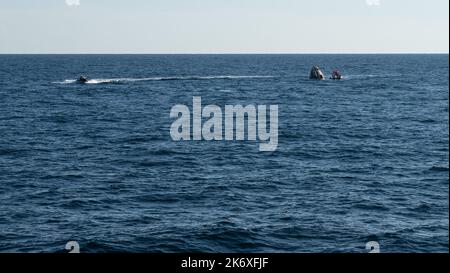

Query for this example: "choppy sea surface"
[0,54,448,253]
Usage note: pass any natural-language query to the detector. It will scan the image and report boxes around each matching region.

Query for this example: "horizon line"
[0,52,448,55]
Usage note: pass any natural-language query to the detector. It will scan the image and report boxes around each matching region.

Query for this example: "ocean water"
[0,54,448,253]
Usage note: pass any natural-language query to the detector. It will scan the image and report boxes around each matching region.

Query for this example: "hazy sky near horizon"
[0,0,448,53]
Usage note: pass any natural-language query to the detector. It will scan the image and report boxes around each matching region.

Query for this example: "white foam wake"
[53,75,274,85]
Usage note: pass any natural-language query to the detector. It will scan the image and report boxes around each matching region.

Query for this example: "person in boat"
[331,69,342,80]
[77,76,88,83]
[309,66,325,80]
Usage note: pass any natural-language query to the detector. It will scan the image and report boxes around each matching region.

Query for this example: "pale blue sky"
[0,0,448,53]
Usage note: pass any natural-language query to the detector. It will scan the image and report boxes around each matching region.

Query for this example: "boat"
[76,76,88,83]
[330,70,342,80]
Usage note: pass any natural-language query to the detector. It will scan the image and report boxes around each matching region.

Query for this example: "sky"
[0,0,448,53]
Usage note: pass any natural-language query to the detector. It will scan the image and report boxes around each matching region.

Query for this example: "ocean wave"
[427,166,449,173]
[53,75,274,85]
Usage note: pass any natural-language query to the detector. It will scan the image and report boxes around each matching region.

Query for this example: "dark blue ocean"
[0,54,448,253]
